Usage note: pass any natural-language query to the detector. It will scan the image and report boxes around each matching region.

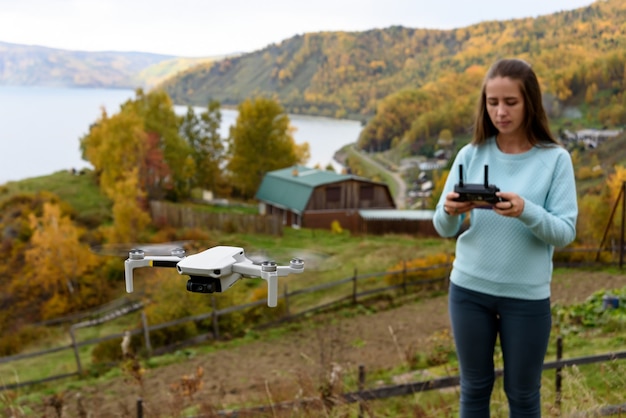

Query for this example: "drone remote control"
[453,164,504,204]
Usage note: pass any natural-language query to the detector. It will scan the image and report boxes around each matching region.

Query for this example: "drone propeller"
[91,241,195,257]
[124,245,305,307]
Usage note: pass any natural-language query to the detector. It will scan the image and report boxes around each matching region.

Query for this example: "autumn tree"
[121,89,195,201]
[104,167,152,244]
[79,106,152,243]
[577,165,626,248]
[1,192,60,326]
[81,108,147,192]
[24,202,100,319]
[226,97,309,199]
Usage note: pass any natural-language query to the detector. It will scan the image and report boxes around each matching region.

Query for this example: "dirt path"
[26,269,626,417]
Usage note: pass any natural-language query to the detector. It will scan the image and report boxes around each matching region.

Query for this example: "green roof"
[255,165,352,213]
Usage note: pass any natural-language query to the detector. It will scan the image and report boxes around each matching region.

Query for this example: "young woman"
[432,58,578,417]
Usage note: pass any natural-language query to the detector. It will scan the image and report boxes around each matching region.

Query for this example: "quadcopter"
[124,245,305,307]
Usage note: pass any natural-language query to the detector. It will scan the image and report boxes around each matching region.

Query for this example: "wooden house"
[255,165,396,231]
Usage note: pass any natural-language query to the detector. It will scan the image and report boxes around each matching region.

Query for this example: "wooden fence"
[202,342,626,418]
[2,255,626,416]
[149,200,283,236]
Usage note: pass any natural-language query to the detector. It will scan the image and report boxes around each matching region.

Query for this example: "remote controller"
[453,165,504,204]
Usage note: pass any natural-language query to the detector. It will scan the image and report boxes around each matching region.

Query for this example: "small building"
[359,209,437,236]
[255,165,395,231]
[575,129,622,149]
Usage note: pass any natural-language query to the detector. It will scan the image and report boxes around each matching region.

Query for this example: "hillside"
[160,0,626,122]
[0,41,218,89]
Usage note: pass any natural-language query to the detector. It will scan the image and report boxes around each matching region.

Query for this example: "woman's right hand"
[443,192,476,216]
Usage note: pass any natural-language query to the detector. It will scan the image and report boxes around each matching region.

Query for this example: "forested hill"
[160,0,626,122]
[0,42,219,89]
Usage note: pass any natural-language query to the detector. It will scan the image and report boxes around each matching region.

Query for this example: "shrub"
[330,220,343,234]
[384,252,453,290]
[553,287,626,333]
[0,324,48,356]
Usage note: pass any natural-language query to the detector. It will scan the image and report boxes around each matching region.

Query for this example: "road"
[345,145,407,209]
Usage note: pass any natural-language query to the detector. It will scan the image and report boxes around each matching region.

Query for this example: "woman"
[432,58,578,417]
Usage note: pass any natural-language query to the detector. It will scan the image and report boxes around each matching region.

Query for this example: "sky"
[0,0,596,58]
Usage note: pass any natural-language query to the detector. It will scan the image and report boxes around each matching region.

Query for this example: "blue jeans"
[448,282,552,418]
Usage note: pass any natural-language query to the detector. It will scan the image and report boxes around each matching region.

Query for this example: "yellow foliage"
[331,220,343,234]
[576,166,604,180]
[103,167,151,244]
[25,202,100,318]
[384,252,453,287]
[606,165,626,204]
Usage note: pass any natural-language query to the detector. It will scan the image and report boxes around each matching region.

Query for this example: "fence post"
[284,283,290,317]
[69,326,83,375]
[556,336,563,410]
[619,181,626,269]
[358,364,365,418]
[352,268,358,305]
[211,295,220,340]
[136,397,143,418]
[402,260,407,294]
[141,311,152,358]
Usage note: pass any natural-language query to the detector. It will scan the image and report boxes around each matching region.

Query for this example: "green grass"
[0,169,112,226]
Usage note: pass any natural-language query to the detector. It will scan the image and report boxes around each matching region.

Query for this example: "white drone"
[124,246,304,307]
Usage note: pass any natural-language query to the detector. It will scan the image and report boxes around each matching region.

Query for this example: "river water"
[0,86,362,184]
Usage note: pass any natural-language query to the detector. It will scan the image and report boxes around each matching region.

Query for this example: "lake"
[0,86,362,184]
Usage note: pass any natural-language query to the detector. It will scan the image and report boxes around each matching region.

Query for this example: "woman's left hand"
[494,192,523,217]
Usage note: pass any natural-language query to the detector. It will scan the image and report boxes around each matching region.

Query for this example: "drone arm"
[231,262,261,277]
[231,259,304,307]
[124,255,183,293]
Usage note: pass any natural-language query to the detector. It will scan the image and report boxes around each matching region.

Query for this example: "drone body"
[124,245,304,307]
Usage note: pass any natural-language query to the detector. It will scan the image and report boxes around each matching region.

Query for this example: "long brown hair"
[472,58,559,146]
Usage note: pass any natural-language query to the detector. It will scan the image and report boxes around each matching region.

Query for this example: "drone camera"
[186,276,221,293]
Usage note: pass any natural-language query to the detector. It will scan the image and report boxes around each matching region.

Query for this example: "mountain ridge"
[158,0,625,122]
[0,41,220,89]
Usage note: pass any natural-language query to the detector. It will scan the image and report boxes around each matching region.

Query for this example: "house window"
[326,186,341,202]
[360,185,374,200]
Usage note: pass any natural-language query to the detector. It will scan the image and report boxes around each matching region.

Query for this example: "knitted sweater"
[432,137,578,300]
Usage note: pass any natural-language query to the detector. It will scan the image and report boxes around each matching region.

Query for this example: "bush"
[384,252,452,290]
[91,332,142,364]
[0,325,49,356]
[553,287,626,333]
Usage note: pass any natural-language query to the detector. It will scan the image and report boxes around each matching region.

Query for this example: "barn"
[255,165,396,231]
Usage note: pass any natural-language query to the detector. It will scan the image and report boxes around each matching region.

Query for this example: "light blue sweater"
[433,137,578,300]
